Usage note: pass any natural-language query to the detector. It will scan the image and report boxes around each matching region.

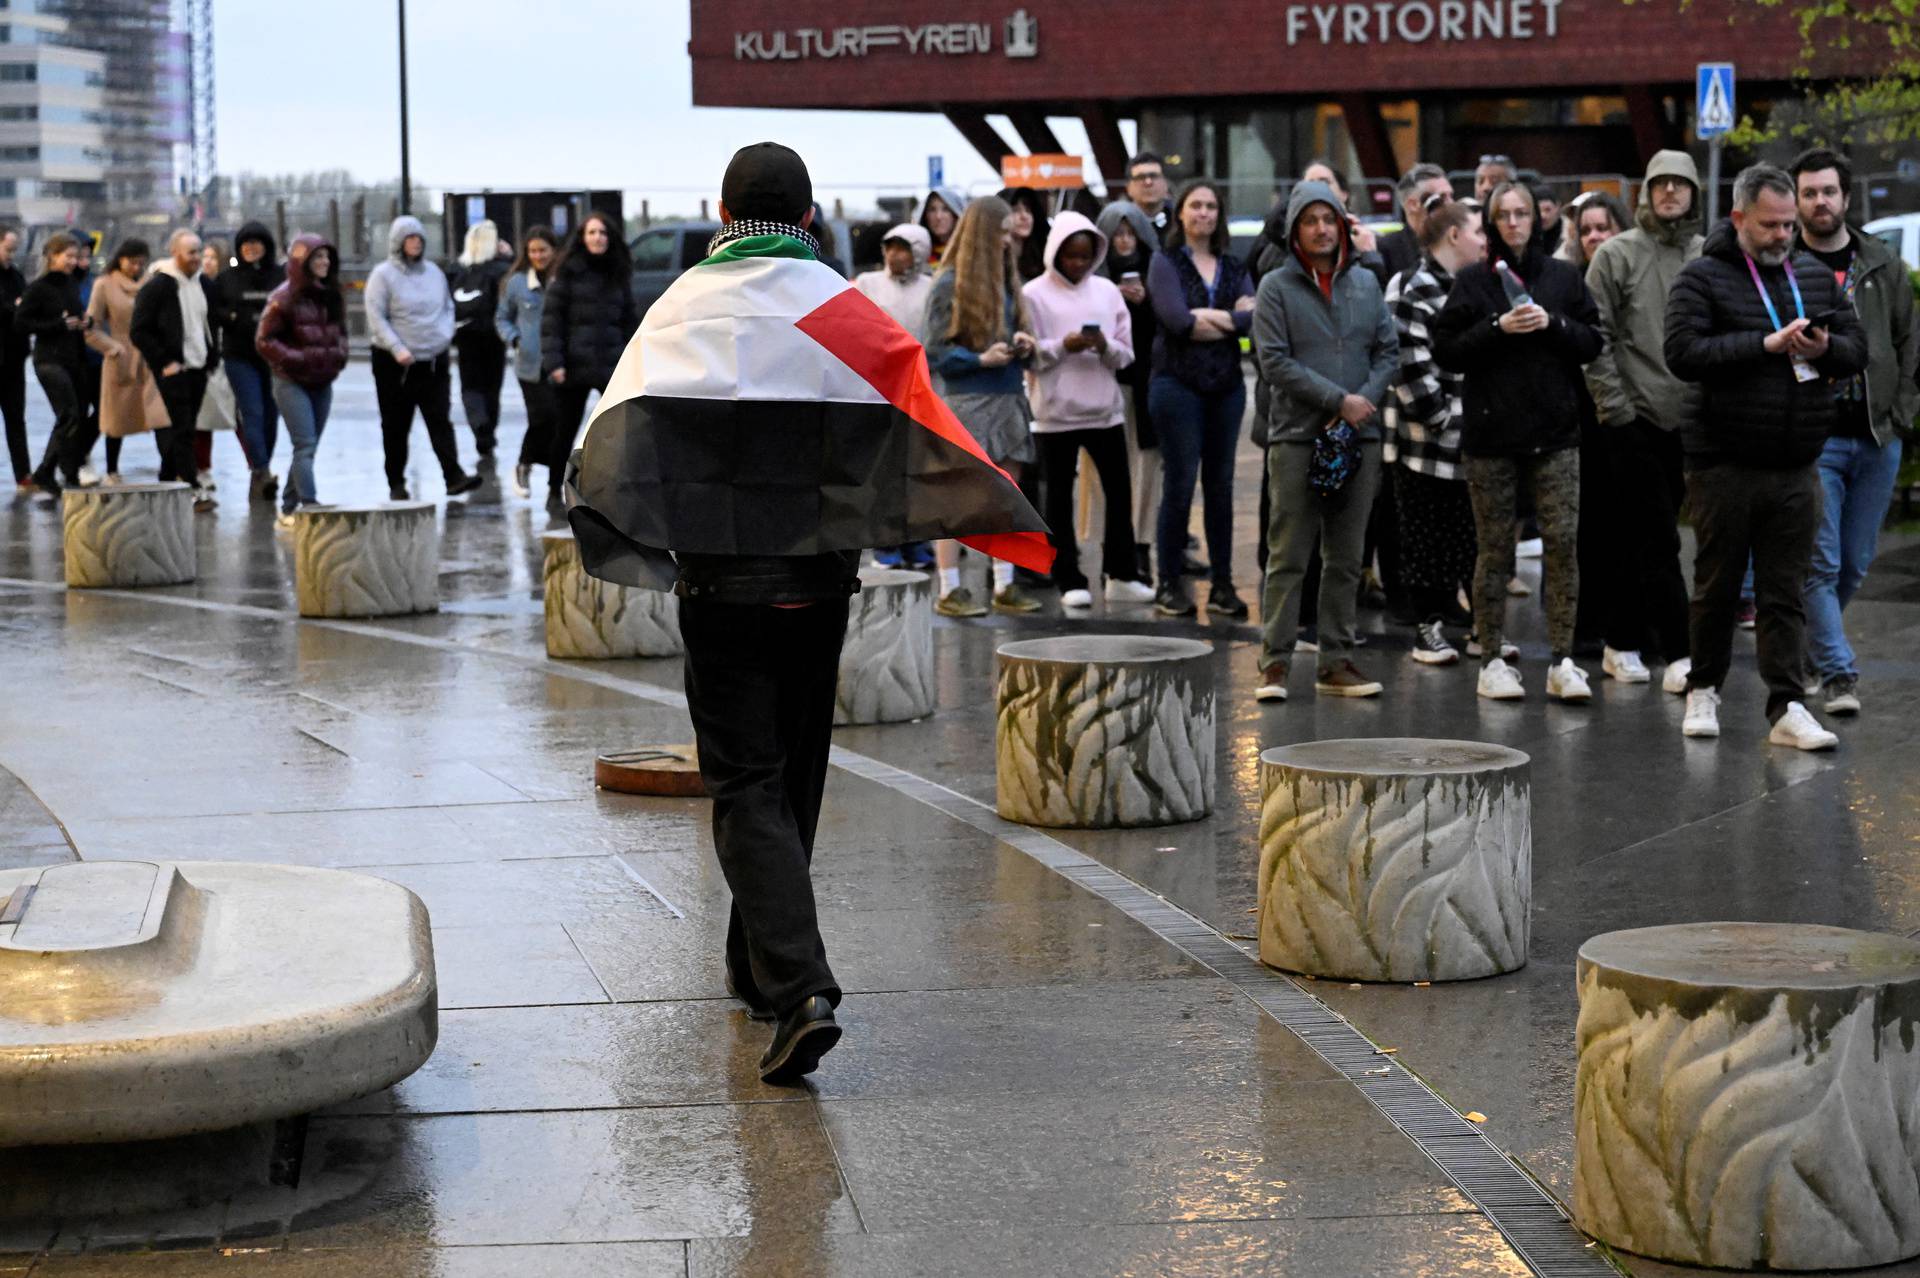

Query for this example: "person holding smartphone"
[1097,200,1162,582]
[21,233,95,497]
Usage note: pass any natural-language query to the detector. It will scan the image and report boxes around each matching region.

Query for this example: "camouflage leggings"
[1465,448,1580,659]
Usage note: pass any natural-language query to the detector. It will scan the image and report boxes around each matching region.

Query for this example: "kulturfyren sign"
[735,11,1040,60]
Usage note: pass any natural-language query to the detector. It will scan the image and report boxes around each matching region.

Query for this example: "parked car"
[1866,213,1920,270]
[629,221,722,317]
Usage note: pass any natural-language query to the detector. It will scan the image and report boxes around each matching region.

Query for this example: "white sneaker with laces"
[1662,657,1692,696]
[1768,702,1838,751]
[1477,658,1525,700]
[1547,658,1592,702]
[76,464,101,487]
[1602,647,1650,683]
[1103,577,1154,603]
[1061,588,1094,609]
[1682,687,1721,738]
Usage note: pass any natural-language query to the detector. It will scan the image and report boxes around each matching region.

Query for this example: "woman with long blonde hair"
[923,194,1039,616]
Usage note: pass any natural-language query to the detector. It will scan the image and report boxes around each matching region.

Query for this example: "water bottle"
[1495,260,1532,308]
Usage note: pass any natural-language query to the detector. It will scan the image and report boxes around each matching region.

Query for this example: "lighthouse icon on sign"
[1006,9,1039,57]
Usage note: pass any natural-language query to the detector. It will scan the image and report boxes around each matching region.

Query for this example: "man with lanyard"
[1790,147,1918,719]
[1664,163,1867,749]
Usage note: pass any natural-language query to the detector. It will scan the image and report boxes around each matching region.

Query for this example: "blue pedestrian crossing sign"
[1697,63,1736,139]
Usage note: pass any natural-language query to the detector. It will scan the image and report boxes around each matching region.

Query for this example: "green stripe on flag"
[697,234,818,267]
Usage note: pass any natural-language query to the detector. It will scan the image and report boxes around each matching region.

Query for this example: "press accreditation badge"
[1791,356,1820,384]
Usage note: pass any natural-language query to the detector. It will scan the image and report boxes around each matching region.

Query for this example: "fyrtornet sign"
[735,11,1041,60]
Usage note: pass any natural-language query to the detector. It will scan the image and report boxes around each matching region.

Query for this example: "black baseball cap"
[721,142,813,224]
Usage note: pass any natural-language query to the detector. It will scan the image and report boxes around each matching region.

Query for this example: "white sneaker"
[1103,577,1155,604]
[1506,575,1532,597]
[1255,664,1289,703]
[1602,647,1650,683]
[1682,687,1721,738]
[1477,657,1525,700]
[196,468,216,491]
[103,470,124,485]
[1768,702,1838,752]
[1662,657,1692,696]
[1547,658,1592,702]
[76,463,101,488]
[1061,588,1094,609]
[273,511,297,532]
[1515,537,1543,559]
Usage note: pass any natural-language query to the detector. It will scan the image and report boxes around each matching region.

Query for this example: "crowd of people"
[855,145,1912,752]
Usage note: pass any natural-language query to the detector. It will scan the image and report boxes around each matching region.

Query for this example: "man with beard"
[1664,164,1867,749]
[1789,147,1918,719]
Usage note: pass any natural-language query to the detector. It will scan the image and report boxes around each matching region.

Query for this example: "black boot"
[759,995,841,1086]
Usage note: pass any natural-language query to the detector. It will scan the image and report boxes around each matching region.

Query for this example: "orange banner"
[999,153,1085,189]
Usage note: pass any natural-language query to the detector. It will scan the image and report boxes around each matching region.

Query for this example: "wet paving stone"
[32,1242,689,1277]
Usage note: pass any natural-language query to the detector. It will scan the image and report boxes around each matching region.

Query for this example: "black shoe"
[31,470,60,499]
[725,963,775,1022]
[759,995,841,1086]
[446,472,483,497]
[389,486,411,501]
[1154,581,1196,617]
[1134,542,1154,585]
[1208,583,1249,619]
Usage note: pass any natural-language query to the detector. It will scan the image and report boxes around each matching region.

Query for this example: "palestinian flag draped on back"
[565,232,1053,590]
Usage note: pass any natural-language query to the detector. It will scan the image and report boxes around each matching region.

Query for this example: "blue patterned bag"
[1308,419,1361,498]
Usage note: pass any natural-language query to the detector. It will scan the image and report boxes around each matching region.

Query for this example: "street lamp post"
[398,0,412,216]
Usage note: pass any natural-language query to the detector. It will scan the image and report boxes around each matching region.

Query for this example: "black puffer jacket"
[1664,222,1869,469]
[1431,237,1603,457]
[540,252,638,390]
[216,221,283,364]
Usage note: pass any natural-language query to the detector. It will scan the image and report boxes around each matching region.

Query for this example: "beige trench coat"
[84,272,170,436]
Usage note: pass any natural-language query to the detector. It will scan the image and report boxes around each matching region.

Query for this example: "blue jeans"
[273,376,332,514]
[1149,374,1245,588]
[1806,434,1902,681]
[227,358,279,471]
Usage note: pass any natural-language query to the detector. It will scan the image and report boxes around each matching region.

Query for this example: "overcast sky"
[215,1,1116,213]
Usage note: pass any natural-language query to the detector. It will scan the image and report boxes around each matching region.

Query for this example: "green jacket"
[1804,226,1919,446]
[1583,150,1704,432]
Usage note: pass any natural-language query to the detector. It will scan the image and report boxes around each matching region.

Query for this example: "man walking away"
[1664,163,1867,749]
[567,143,1051,1085]
[1791,147,1918,718]
[365,215,481,500]
[1584,150,1705,694]
[1251,178,1398,702]
[130,229,220,511]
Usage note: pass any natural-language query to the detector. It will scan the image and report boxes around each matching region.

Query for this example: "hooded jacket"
[215,220,283,364]
[1250,180,1398,444]
[1097,200,1160,449]
[1431,214,1604,457]
[539,244,640,390]
[256,233,348,390]
[364,215,454,360]
[1794,222,1917,446]
[920,186,968,267]
[129,258,220,376]
[1021,211,1134,433]
[1665,220,1869,469]
[1583,150,1705,432]
[852,223,933,341]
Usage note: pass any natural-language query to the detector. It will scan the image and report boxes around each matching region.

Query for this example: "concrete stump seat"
[995,635,1214,828]
[1574,922,1920,1271]
[60,482,195,588]
[541,529,681,659]
[294,502,438,618]
[835,567,935,726]
[0,860,437,1145]
[1258,738,1530,982]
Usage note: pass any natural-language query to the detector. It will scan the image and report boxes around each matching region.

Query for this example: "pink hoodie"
[1021,210,1134,434]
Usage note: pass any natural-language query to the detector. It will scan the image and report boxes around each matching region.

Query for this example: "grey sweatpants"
[1259,439,1382,669]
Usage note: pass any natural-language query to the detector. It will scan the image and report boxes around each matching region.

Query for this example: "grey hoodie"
[1250,180,1398,443]
[364,215,455,360]
[1583,150,1704,431]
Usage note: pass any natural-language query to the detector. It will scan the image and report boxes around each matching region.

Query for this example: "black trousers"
[1686,461,1821,722]
[680,594,848,1015]
[154,368,209,485]
[0,352,24,482]
[371,347,464,491]
[29,358,87,484]
[1602,421,1690,662]
[1038,426,1138,591]
[456,335,506,455]
[551,381,597,498]
[515,377,558,470]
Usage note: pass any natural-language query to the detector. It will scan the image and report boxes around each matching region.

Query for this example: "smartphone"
[1803,307,1843,330]
[1080,323,1102,336]
[1120,271,1141,283]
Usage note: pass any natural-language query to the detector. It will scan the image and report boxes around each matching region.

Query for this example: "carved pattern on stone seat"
[541,531,681,659]
[1573,924,1920,1270]
[995,637,1213,829]
[1257,740,1529,982]
[61,484,195,588]
[294,504,439,619]
[835,569,934,725]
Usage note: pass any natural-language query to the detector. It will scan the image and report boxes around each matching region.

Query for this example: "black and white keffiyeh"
[706,219,820,259]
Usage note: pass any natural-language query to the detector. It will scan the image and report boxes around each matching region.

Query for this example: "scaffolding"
[45,0,183,220]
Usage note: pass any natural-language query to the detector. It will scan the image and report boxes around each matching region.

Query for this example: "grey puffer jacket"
[363,215,455,360]
[1250,181,1398,444]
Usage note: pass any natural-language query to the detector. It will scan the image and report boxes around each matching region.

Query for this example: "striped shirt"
[1384,258,1466,480]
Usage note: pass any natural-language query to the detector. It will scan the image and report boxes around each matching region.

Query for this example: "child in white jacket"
[1021,210,1149,607]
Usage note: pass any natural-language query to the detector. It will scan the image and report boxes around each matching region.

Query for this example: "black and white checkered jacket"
[1384,259,1466,480]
